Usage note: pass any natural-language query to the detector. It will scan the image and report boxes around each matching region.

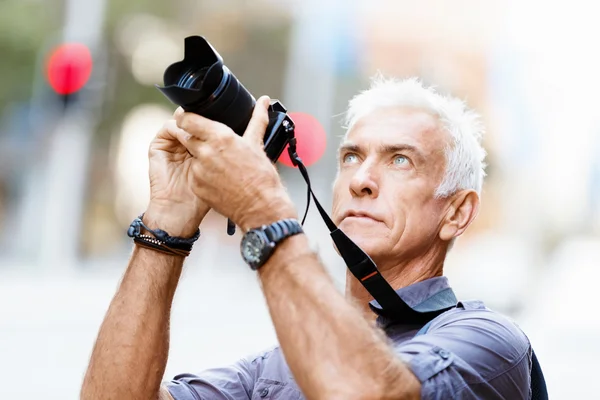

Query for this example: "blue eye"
[394,155,408,165]
[343,153,358,164]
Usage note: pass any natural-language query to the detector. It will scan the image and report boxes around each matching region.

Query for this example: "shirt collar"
[369,276,457,327]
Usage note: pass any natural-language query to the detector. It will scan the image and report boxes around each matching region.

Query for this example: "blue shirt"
[166,277,532,399]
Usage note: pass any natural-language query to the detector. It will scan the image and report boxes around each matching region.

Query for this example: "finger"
[163,120,207,158]
[173,107,185,118]
[244,96,271,145]
[156,119,179,139]
[176,111,232,142]
[158,119,192,144]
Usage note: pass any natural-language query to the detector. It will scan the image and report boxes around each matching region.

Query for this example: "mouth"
[342,210,383,223]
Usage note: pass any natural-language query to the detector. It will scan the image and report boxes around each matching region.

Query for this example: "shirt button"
[260,388,269,398]
[439,349,450,359]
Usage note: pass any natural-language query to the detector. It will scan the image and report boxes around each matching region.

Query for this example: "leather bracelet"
[127,213,200,255]
[134,236,190,257]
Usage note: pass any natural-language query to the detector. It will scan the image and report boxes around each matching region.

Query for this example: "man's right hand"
[145,108,210,237]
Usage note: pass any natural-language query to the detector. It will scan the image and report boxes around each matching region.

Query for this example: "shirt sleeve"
[395,308,532,400]
[165,349,268,400]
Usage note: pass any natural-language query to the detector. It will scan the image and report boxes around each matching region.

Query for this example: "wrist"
[144,201,207,237]
[134,244,186,262]
[257,234,315,278]
[238,197,297,232]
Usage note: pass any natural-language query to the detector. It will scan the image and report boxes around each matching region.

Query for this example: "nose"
[349,162,379,198]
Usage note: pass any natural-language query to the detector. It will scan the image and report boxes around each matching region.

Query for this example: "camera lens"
[177,67,209,90]
[156,36,255,136]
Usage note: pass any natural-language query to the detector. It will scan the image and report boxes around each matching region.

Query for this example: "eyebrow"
[339,143,425,162]
[338,143,361,154]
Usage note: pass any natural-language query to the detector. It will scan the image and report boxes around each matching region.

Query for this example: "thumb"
[173,106,185,118]
[244,96,271,145]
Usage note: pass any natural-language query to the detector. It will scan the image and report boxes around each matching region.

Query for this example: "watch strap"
[243,218,304,270]
[263,218,303,244]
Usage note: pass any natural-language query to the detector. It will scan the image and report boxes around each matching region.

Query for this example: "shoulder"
[428,300,531,363]
[394,300,532,399]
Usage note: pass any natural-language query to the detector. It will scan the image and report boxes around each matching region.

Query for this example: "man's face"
[332,107,451,265]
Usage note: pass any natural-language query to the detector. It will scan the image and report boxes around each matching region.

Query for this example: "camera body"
[156,36,294,162]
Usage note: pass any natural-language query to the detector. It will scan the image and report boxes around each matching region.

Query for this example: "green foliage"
[0,0,58,107]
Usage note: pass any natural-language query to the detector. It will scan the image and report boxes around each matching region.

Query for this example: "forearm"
[258,235,419,400]
[80,246,183,400]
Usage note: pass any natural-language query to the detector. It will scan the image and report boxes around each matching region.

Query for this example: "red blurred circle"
[279,112,327,168]
[46,43,93,95]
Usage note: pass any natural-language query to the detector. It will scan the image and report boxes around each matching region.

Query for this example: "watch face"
[241,230,266,264]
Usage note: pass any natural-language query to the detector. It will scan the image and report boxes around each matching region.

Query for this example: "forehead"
[343,107,449,156]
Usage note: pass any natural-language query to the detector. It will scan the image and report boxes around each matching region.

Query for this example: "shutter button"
[260,388,269,398]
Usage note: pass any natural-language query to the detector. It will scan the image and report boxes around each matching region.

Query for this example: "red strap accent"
[360,271,378,281]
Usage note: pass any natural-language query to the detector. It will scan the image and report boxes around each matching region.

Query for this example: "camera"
[156,36,294,162]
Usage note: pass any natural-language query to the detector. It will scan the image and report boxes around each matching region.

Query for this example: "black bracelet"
[133,236,191,257]
[127,214,200,252]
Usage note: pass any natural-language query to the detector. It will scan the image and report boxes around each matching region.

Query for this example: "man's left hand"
[173,95,297,231]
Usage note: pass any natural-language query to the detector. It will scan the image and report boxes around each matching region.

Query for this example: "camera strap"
[286,139,452,322]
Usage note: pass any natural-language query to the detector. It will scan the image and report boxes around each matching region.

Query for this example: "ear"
[439,190,480,242]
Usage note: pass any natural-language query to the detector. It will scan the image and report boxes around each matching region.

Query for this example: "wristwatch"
[240,218,303,270]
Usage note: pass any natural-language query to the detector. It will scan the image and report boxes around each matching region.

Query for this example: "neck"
[345,245,446,322]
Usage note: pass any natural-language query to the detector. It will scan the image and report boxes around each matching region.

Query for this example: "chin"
[336,221,388,259]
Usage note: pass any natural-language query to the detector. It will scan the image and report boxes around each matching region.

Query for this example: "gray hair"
[343,75,487,198]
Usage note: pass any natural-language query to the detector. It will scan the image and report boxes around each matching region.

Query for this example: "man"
[81,77,531,399]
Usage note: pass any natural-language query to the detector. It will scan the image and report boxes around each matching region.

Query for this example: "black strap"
[530,351,548,400]
[264,218,304,242]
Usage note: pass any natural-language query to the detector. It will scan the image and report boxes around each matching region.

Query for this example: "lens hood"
[156,36,224,106]
[156,36,256,135]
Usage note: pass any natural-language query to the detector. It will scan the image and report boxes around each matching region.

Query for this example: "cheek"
[386,183,433,236]
[403,200,444,238]
[331,177,347,215]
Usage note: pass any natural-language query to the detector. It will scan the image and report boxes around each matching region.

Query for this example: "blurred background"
[0,0,597,398]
